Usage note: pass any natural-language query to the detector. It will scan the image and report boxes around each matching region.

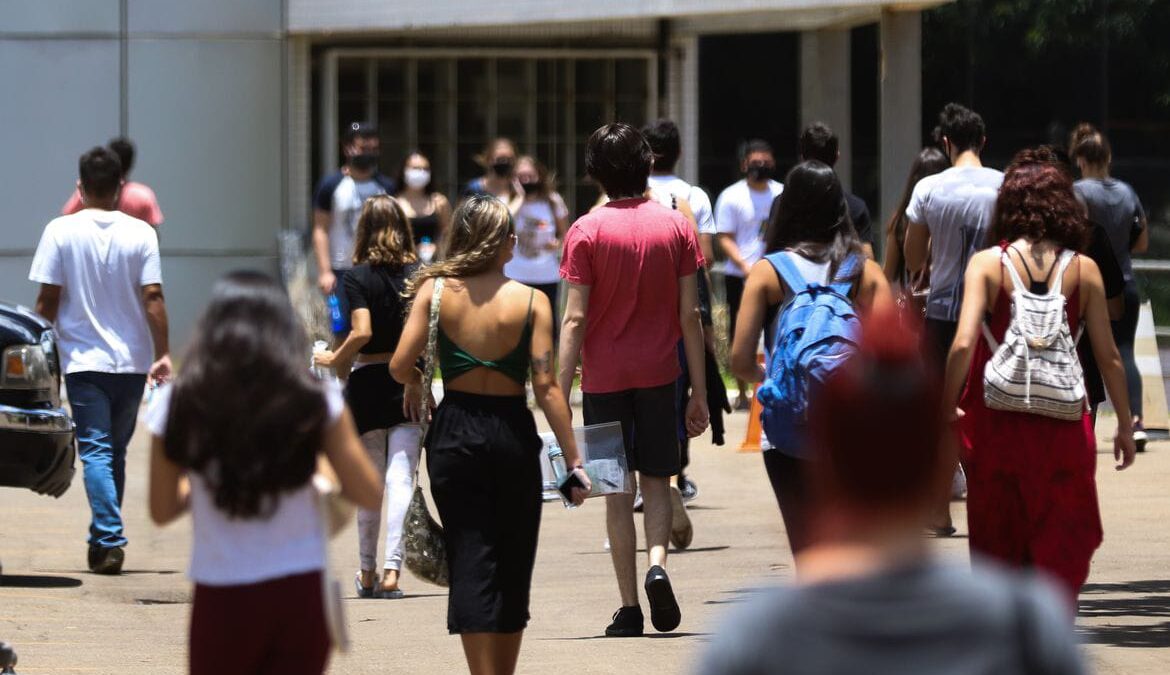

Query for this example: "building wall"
[0,0,286,351]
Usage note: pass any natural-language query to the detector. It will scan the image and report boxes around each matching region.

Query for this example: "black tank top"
[411,212,439,244]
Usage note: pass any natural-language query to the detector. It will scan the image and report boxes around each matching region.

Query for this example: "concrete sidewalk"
[2,408,1169,673]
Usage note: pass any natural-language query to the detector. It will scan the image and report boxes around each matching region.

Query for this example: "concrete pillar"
[668,33,700,183]
[800,29,852,190]
[879,9,922,229]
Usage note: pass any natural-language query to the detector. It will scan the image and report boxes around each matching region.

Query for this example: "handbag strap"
[414,277,444,478]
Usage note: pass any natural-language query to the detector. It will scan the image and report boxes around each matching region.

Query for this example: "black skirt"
[345,364,406,435]
[425,390,544,634]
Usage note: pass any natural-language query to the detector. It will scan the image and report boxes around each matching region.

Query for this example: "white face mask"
[404,167,431,189]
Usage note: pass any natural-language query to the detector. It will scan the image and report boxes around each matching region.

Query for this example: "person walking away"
[312,122,394,337]
[642,119,727,506]
[703,313,1086,675]
[559,123,709,637]
[391,195,590,675]
[715,140,784,410]
[1069,123,1150,451]
[797,122,875,259]
[881,147,949,292]
[63,137,164,230]
[394,151,452,262]
[147,271,383,675]
[503,155,570,338]
[31,146,172,575]
[943,149,1136,606]
[462,138,524,215]
[313,195,422,599]
[729,161,890,557]
[903,103,1003,535]
[644,119,717,264]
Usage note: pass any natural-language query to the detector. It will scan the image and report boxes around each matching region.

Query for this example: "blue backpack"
[756,252,863,451]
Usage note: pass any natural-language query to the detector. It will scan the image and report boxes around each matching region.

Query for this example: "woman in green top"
[391,195,589,675]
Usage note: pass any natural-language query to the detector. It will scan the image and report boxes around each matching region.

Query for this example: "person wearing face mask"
[394,151,452,261]
[462,138,525,215]
[503,155,570,340]
[714,139,784,410]
[312,122,395,337]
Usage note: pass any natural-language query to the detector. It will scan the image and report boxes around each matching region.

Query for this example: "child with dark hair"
[798,121,875,258]
[147,271,382,675]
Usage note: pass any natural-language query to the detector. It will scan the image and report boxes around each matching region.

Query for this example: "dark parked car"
[0,301,74,498]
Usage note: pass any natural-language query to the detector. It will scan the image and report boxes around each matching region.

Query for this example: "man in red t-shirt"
[62,137,164,229]
[559,123,709,638]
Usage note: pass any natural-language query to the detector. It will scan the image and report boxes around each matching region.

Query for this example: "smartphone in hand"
[558,470,587,502]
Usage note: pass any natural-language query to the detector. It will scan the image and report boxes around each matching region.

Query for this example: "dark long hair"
[165,271,328,519]
[885,147,950,242]
[764,160,863,280]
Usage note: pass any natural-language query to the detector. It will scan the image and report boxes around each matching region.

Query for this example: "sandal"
[354,571,375,599]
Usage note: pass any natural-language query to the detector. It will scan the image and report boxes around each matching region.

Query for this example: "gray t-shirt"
[906,166,1004,322]
[700,560,1084,675]
[1074,178,1146,281]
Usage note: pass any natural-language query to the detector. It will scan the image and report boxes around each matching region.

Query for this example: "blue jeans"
[66,372,147,549]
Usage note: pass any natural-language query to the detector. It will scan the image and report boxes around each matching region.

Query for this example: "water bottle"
[418,236,437,264]
[548,443,568,484]
[326,293,345,333]
[547,442,575,508]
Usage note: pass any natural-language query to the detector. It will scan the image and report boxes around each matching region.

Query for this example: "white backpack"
[982,249,1087,421]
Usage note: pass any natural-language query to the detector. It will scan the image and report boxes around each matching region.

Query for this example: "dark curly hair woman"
[941,148,1136,609]
[145,270,382,675]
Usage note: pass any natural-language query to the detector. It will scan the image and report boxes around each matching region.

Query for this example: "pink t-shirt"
[62,181,164,227]
[560,197,704,394]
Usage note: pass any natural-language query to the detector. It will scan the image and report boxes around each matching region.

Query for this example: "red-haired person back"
[944,148,1136,605]
[702,313,1085,675]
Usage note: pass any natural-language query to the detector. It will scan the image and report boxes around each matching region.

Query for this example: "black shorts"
[583,383,680,478]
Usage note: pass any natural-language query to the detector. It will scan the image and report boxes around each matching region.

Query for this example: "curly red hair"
[989,148,1088,251]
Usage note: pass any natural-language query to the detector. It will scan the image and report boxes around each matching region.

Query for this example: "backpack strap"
[999,248,1030,294]
[1047,250,1077,296]
[765,252,810,294]
[830,254,862,296]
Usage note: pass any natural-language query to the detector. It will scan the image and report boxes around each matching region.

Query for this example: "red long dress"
[958,269,1103,605]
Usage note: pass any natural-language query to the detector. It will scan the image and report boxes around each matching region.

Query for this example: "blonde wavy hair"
[352,195,417,266]
[406,194,513,297]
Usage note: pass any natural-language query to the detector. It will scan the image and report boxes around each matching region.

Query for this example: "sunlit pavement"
[2,406,1168,673]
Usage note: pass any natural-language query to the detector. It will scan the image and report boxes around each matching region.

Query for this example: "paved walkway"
[2,408,1169,673]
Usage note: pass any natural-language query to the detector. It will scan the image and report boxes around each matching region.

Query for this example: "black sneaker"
[87,545,124,575]
[644,565,681,632]
[605,605,644,637]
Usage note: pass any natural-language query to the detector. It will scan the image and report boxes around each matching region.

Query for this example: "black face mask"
[350,152,379,171]
[491,160,514,177]
[746,164,774,182]
[519,181,542,194]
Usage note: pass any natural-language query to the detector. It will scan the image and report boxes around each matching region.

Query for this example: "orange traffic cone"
[739,353,765,453]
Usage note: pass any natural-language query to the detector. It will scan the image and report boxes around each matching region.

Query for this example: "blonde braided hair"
[405,194,513,298]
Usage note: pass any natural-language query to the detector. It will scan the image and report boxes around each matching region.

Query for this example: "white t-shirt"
[648,174,716,236]
[144,382,345,586]
[715,179,784,278]
[313,172,393,271]
[905,166,1004,322]
[28,209,162,375]
[504,193,569,285]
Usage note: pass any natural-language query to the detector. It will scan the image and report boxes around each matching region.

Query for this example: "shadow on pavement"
[539,632,709,641]
[1078,621,1170,649]
[1077,580,1170,648]
[0,574,83,589]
